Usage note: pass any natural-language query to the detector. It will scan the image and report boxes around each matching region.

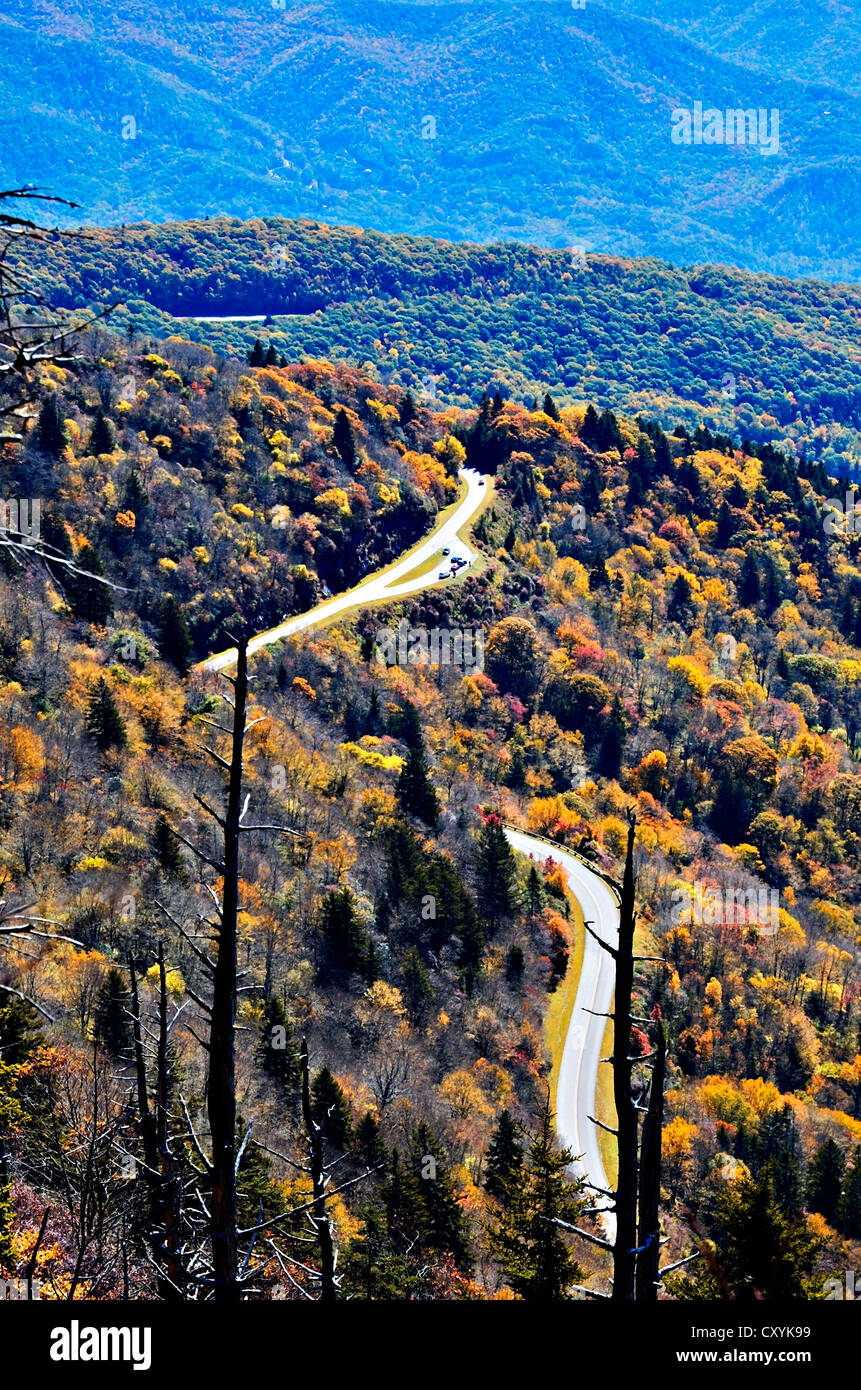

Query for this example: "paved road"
[505,828,619,1238]
[204,467,486,671]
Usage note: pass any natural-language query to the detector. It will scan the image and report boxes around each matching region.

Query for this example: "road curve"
[204,467,486,672]
[505,828,620,1239]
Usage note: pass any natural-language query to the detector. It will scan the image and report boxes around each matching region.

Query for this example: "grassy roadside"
[385,549,444,587]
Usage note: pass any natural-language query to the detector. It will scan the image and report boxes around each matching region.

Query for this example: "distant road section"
[203,467,486,672]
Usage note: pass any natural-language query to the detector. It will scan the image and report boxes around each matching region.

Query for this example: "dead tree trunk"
[635,1019,665,1302]
[611,812,638,1302]
[208,639,248,1302]
[155,945,185,1299]
[300,1038,337,1302]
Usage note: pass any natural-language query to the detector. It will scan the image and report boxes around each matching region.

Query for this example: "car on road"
[438,570,450,579]
[442,547,450,555]
[478,479,485,486]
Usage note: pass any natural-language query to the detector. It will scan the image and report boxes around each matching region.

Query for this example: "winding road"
[204,467,486,672]
[200,468,618,1228]
[505,829,620,1238]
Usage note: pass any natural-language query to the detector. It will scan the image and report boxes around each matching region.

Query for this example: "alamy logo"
[671,881,780,937]
[671,103,780,156]
[50,1321,151,1372]
[1,1277,40,1299]
[374,619,484,672]
[0,498,40,544]
[825,1270,859,1300]
[823,490,861,536]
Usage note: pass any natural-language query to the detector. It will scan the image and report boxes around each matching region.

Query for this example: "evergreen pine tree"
[151,813,186,880]
[85,677,127,750]
[317,887,372,982]
[333,408,357,469]
[157,595,193,675]
[597,694,626,778]
[410,1122,470,1269]
[92,967,132,1057]
[401,946,434,1026]
[756,1105,803,1219]
[526,865,543,916]
[89,407,115,455]
[35,395,67,456]
[580,404,600,447]
[837,1147,861,1239]
[484,1109,524,1204]
[806,1137,845,1224]
[669,1168,825,1300]
[395,741,440,828]
[255,995,299,1090]
[310,1067,354,1151]
[489,1099,584,1299]
[716,500,734,548]
[355,1111,388,1170]
[476,812,517,929]
[542,393,560,421]
[248,339,265,366]
[264,344,277,366]
[67,543,114,625]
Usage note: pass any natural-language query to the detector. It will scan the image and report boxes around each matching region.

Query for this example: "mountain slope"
[2,0,859,277]
[25,215,861,473]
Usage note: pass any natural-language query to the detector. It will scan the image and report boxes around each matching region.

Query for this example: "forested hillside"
[3,0,859,277]
[24,216,861,476]
[3,304,861,1297]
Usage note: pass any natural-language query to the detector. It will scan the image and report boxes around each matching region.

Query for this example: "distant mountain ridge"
[26,214,861,473]
[2,0,859,278]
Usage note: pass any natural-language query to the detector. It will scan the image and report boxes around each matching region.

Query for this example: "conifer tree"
[157,594,193,675]
[716,499,734,548]
[255,995,299,1090]
[89,407,115,455]
[597,693,626,778]
[92,967,132,1057]
[542,392,560,421]
[489,1099,584,1299]
[310,1067,354,1151]
[409,1122,470,1270]
[151,813,187,880]
[35,394,67,456]
[395,739,440,828]
[837,1147,861,1239]
[807,1137,845,1224]
[333,408,357,469]
[739,550,761,606]
[670,1169,825,1300]
[317,886,372,982]
[484,1109,524,1204]
[401,946,434,1026]
[475,811,517,929]
[85,676,127,750]
[67,542,114,625]
[355,1111,388,1170]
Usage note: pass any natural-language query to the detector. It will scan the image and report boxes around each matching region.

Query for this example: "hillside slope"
[26,216,861,473]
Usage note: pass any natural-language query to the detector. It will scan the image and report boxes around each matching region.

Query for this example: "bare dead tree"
[157,633,305,1300]
[0,188,114,438]
[299,1037,336,1302]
